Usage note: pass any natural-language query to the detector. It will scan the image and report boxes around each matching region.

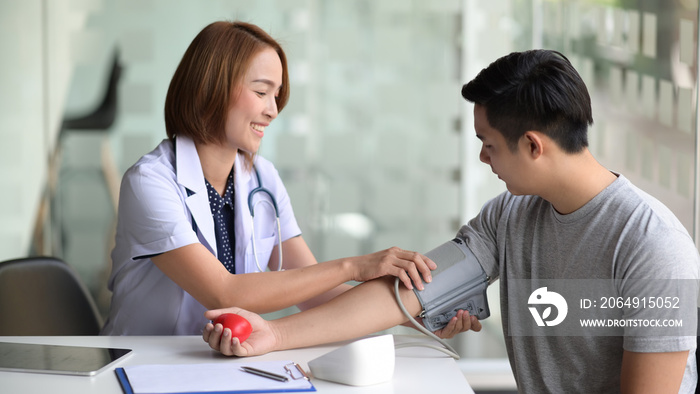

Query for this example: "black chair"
[49,46,124,256]
[60,47,123,134]
[0,257,103,335]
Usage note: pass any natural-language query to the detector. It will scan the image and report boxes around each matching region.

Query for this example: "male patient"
[203,50,699,393]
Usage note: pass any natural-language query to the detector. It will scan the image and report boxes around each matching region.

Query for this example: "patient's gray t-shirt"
[458,174,699,393]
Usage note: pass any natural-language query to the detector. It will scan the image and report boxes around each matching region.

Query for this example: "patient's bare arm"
[203,277,482,357]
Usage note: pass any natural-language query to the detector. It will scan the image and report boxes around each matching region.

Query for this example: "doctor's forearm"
[152,243,357,313]
[221,262,357,313]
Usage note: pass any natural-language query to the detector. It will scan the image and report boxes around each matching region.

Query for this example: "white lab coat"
[101,136,301,335]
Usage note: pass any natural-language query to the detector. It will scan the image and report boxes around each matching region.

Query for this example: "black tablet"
[0,342,133,376]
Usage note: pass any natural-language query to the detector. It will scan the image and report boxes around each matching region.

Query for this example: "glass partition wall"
[2,0,697,372]
[538,0,698,236]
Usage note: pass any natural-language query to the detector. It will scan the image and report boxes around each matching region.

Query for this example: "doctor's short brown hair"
[164,21,289,167]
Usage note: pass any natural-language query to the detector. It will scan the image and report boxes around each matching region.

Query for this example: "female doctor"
[101,21,460,336]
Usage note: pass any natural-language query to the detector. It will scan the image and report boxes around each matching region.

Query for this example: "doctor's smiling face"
[224,47,283,155]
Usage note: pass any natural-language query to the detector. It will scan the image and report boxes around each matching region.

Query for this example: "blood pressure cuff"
[413,238,490,331]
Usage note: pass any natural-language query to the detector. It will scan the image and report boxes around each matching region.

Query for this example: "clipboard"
[115,360,316,393]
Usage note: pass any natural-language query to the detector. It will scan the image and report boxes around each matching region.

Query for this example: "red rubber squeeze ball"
[214,313,253,343]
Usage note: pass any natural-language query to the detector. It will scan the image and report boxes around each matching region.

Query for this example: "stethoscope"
[248,166,283,272]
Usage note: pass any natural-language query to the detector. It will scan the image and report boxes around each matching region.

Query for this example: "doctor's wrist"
[338,258,358,283]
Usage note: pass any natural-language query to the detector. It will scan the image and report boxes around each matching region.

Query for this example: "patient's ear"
[522,131,544,159]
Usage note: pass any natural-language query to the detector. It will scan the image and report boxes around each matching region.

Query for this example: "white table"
[0,335,473,393]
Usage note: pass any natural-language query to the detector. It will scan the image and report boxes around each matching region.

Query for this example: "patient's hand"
[203,307,277,357]
[433,310,482,339]
[410,309,482,339]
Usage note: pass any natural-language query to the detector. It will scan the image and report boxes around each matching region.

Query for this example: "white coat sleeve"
[117,162,200,260]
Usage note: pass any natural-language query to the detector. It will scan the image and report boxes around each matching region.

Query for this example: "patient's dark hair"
[461,50,592,153]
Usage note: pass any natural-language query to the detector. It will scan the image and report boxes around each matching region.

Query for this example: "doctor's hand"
[203,307,277,357]
[347,247,436,291]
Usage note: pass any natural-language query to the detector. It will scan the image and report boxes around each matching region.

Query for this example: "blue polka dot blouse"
[204,168,236,273]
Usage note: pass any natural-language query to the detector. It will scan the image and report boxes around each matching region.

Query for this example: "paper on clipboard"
[117,360,315,393]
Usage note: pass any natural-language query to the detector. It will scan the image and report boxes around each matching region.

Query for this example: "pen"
[240,366,289,382]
